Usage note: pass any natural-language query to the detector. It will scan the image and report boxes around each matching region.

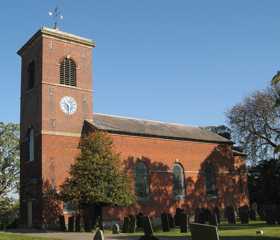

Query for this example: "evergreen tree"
[60,131,135,226]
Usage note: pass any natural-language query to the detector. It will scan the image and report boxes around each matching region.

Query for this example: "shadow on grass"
[219,223,280,230]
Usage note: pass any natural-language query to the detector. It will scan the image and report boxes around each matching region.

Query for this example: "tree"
[60,131,135,228]
[0,123,19,198]
[248,158,280,205]
[227,88,280,164]
[204,125,232,140]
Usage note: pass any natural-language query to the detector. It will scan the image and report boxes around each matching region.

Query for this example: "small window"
[60,57,76,86]
[63,201,76,213]
[135,161,149,199]
[205,163,217,197]
[173,163,185,198]
[27,61,35,90]
[28,128,34,161]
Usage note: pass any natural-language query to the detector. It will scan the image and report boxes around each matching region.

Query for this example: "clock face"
[60,96,77,115]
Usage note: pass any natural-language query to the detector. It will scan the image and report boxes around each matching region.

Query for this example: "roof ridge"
[93,112,199,128]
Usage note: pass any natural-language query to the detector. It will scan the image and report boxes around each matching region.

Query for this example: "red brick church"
[18,27,248,228]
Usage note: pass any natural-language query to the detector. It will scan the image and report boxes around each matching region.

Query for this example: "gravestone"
[129,215,137,233]
[190,223,219,240]
[264,205,276,224]
[167,213,175,228]
[249,208,257,221]
[175,208,184,226]
[238,205,249,224]
[161,212,170,232]
[122,216,130,233]
[179,212,189,233]
[195,208,205,224]
[138,216,159,240]
[112,223,120,234]
[68,216,74,232]
[209,212,218,226]
[93,229,104,240]
[59,215,66,231]
[213,207,221,224]
[225,206,236,224]
[75,214,81,232]
[137,213,144,228]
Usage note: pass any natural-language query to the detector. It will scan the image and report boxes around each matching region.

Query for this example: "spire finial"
[48,6,63,30]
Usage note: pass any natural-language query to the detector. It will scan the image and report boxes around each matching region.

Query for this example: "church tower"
[18,27,95,227]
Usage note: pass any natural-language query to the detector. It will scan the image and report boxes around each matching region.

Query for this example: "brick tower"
[18,27,95,227]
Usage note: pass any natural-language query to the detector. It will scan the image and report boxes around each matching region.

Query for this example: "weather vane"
[48,6,63,30]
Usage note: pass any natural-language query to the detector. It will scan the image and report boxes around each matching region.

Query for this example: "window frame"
[59,57,77,87]
[172,163,185,200]
[134,161,149,200]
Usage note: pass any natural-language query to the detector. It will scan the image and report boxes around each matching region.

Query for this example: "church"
[18,27,248,228]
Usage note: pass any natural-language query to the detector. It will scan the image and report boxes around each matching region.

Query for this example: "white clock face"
[60,96,77,115]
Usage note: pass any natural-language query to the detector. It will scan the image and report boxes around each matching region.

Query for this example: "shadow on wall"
[91,145,248,219]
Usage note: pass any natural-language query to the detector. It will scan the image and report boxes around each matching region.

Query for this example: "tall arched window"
[27,61,35,90]
[173,163,185,198]
[135,161,149,198]
[60,57,76,86]
[205,162,217,196]
[28,128,34,161]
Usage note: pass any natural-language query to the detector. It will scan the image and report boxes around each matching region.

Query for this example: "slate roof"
[85,113,232,144]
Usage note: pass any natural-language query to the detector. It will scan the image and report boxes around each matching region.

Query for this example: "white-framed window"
[135,161,149,199]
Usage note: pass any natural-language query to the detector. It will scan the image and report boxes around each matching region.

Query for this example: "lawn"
[0,221,279,240]
[0,233,59,240]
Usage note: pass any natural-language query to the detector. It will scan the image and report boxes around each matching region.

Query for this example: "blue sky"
[1,0,280,126]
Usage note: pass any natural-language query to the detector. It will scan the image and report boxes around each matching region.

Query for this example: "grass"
[0,233,59,240]
[105,221,280,239]
[0,221,279,239]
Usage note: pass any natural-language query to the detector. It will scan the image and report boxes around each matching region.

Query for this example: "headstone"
[209,212,218,226]
[122,216,130,233]
[213,207,221,224]
[137,213,144,228]
[93,229,104,240]
[195,208,205,224]
[161,212,170,232]
[138,216,159,240]
[225,206,236,224]
[190,223,219,240]
[59,215,66,231]
[143,216,153,236]
[264,205,276,224]
[238,205,249,224]
[203,208,211,223]
[129,215,137,233]
[179,212,189,233]
[174,208,184,226]
[112,223,120,234]
[249,208,256,221]
[167,213,175,228]
[75,214,81,232]
[68,216,74,232]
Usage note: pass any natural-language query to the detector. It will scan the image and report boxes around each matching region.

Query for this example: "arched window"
[173,163,185,198]
[60,57,76,86]
[135,162,149,198]
[27,61,35,90]
[28,128,34,161]
[205,163,217,196]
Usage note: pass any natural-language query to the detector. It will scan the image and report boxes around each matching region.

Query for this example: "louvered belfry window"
[60,57,77,86]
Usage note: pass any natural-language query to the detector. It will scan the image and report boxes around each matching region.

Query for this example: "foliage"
[42,181,63,228]
[0,122,20,197]
[204,125,232,140]
[248,158,280,205]
[227,88,280,164]
[60,131,135,208]
[0,197,19,229]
